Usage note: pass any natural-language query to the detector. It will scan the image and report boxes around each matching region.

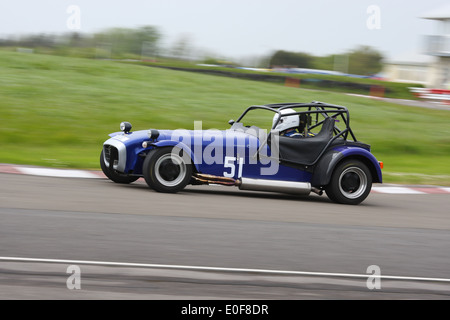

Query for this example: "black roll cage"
[233,101,358,166]
[235,101,357,141]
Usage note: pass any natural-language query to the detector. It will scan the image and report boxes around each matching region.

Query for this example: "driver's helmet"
[272,108,299,132]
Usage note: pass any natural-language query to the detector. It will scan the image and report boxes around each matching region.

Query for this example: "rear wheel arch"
[312,151,381,188]
[325,158,373,205]
[350,155,381,184]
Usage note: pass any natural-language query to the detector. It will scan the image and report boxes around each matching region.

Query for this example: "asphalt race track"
[0,172,449,300]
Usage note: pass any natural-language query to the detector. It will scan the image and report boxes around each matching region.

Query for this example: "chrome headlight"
[120,121,132,133]
[147,129,160,140]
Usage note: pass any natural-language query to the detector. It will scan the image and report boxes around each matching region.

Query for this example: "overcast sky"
[0,0,448,61]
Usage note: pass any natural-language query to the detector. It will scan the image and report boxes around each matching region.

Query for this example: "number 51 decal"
[223,156,243,178]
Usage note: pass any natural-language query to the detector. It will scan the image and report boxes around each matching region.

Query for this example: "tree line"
[0,25,384,75]
[0,26,162,59]
[269,47,383,76]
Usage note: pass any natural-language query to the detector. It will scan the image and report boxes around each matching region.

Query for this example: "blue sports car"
[100,102,382,204]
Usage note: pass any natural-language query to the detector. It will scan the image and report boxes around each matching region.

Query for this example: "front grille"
[104,145,119,167]
[104,145,112,163]
[103,139,126,172]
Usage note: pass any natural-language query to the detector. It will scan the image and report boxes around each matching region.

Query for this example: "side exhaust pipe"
[238,177,311,196]
[193,173,323,196]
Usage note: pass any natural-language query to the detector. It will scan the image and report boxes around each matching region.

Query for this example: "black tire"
[143,147,193,193]
[100,150,139,184]
[325,159,372,205]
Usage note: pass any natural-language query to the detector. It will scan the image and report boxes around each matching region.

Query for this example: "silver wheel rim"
[154,153,186,187]
[338,167,367,199]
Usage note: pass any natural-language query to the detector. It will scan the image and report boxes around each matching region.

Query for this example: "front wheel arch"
[143,146,193,193]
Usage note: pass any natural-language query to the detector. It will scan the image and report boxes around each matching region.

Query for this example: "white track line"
[371,186,425,194]
[1,256,449,283]
[16,167,99,179]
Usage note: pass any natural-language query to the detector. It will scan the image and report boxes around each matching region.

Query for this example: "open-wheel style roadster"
[101,101,382,204]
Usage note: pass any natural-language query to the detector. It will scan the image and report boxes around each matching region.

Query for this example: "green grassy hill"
[1,51,449,185]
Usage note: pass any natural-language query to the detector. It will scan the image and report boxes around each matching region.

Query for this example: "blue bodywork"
[103,126,382,187]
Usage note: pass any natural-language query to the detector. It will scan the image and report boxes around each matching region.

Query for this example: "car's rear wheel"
[325,159,372,205]
[143,147,193,193]
[100,150,139,184]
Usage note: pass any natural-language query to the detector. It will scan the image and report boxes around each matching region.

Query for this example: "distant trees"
[170,34,193,60]
[268,46,384,75]
[0,26,162,59]
[269,50,315,68]
[347,46,383,75]
[93,26,161,58]
[0,33,58,48]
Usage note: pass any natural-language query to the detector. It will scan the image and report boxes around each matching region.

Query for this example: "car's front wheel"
[143,147,193,193]
[325,159,372,205]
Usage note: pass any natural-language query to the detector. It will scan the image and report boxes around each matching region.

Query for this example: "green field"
[1,50,449,185]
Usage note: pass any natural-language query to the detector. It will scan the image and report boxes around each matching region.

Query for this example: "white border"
[1,256,449,283]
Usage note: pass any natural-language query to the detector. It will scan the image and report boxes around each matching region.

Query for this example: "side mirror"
[228,119,235,125]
